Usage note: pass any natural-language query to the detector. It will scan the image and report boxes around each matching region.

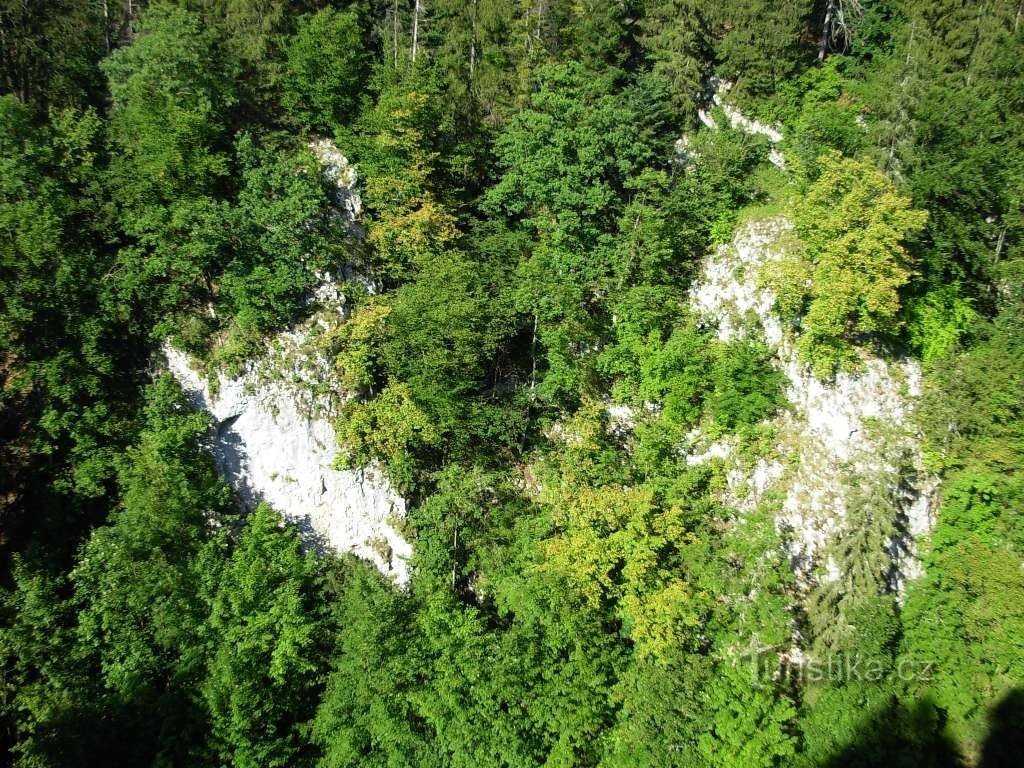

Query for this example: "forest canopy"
[1,1,1022,767]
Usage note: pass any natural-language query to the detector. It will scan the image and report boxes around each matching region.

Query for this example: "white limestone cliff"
[687,217,936,591]
[165,343,411,584]
[697,77,786,168]
[682,81,934,593]
[164,139,411,585]
[309,137,363,232]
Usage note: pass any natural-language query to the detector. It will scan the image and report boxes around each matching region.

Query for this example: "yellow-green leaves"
[540,484,655,610]
[771,153,928,376]
[538,476,705,663]
[621,580,701,662]
[330,301,391,397]
[335,381,438,489]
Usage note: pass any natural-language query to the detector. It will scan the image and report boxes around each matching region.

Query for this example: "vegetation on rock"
[2,1,1022,766]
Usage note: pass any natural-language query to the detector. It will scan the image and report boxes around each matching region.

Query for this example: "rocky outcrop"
[688,217,936,592]
[164,139,412,585]
[309,137,363,235]
[697,77,786,168]
[165,343,411,584]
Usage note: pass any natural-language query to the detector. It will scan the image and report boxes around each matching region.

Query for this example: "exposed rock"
[673,135,697,168]
[685,436,734,466]
[165,342,411,585]
[309,137,363,229]
[687,217,936,591]
[685,88,933,592]
[163,138,411,585]
[696,77,786,169]
[606,404,637,438]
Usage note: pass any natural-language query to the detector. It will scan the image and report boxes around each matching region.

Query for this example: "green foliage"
[74,377,230,699]
[919,321,1024,478]
[695,661,797,768]
[1,377,229,765]
[283,9,366,132]
[103,3,235,206]
[208,0,290,66]
[381,251,512,446]
[348,70,459,283]
[0,0,108,110]
[707,340,786,430]
[203,503,327,768]
[907,307,1024,756]
[639,0,713,118]
[70,376,231,763]
[1,559,98,766]
[805,458,910,650]
[769,153,928,375]
[220,134,343,333]
[311,564,434,768]
[103,2,236,333]
[603,317,784,435]
[710,0,812,100]
[795,596,907,768]
[604,318,711,429]
[902,535,1024,753]
[781,59,867,179]
[327,300,392,398]
[335,382,439,489]
[890,0,1024,290]
[484,61,674,405]
[906,283,979,363]
[0,97,137,500]
[5,2,1024,766]
[486,62,655,251]
[668,126,773,256]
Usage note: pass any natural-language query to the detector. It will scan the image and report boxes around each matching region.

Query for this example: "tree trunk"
[392,0,400,67]
[102,0,111,54]
[884,20,916,176]
[818,0,836,63]
[451,522,458,589]
[469,0,478,78]
[412,0,421,62]
[995,225,1007,265]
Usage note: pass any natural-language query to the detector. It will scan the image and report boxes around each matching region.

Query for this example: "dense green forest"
[1,1,1022,766]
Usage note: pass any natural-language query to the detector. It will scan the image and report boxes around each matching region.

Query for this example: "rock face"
[308,137,363,232]
[697,77,786,168]
[165,343,411,585]
[688,217,936,591]
[164,139,412,585]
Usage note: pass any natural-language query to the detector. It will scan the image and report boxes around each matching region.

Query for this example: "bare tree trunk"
[101,0,111,54]
[0,21,15,97]
[818,0,836,62]
[204,274,217,318]
[529,311,538,399]
[451,522,458,589]
[412,0,421,62]
[818,0,862,62]
[885,20,916,176]
[469,0,477,79]
[124,0,141,43]
[393,0,399,68]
